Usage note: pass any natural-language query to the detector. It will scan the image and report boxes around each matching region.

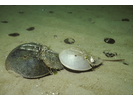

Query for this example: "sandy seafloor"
[0,5,133,95]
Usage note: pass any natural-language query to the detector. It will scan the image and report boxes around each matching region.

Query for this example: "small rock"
[54,35,58,39]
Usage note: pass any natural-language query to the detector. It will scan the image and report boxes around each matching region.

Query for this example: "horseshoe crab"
[5,42,63,78]
[59,47,124,71]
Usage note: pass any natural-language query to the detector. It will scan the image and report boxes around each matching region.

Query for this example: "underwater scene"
[0,5,133,95]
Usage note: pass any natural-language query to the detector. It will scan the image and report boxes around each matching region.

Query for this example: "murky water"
[0,5,133,95]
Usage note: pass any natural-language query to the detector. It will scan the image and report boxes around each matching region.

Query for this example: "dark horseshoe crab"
[59,47,124,71]
[5,42,63,78]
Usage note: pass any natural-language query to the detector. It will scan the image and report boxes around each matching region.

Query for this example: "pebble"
[36,85,38,87]
[42,9,45,11]
[54,35,57,39]
[4,55,7,57]
[52,93,55,95]
[41,92,43,94]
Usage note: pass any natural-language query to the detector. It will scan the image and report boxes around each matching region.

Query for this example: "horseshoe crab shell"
[5,42,63,78]
[59,47,102,71]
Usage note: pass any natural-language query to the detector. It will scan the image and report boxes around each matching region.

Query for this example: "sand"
[0,5,133,95]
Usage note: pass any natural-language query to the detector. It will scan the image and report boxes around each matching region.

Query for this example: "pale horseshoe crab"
[59,47,124,71]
